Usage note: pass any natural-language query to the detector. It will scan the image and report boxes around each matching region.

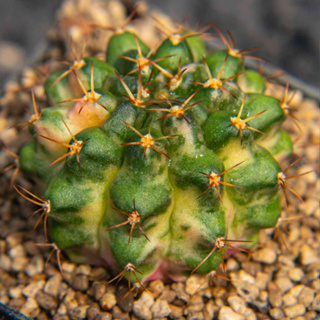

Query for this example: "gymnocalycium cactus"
[14,21,299,285]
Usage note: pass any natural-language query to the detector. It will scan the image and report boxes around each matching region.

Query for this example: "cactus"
[13,22,301,286]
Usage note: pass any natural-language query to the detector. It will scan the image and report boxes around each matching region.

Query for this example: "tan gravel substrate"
[0,1,319,319]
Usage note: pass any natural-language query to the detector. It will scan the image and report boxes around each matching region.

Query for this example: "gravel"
[0,1,319,320]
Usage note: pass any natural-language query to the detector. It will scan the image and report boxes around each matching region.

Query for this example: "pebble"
[227,295,247,314]
[100,292,117,310]
[219,306,245,320]
[90,267,108,281]
[168,304,183,318]
[226,258,240,271]
[274,277,294,294]
[11,256,29,272]
[298,286,315,307]
[57,303,67,315]
[22,280,45,298]
[0,254,11,271]
[8,286,22,299]
[159,286,176,303]
[187,311,204,320]
[72,275,89,291]
[172,282,190,302]
[282,291,297,307]
[112,305,130,320]
[69,305,90,319]
[300,245,320,265]
[93,282,106,300]
[61,261,76,273]
[148,280,165,296]
[95,312,112,320]
[36,291,58,310]
[26,255,44,276]
[62,290,78,310]
[44,274,62,297]
[19,297,40,318]
[252,248,277,264]
[151,298,172,318]
[8,244,26,258]
[311,293,320,311]
[268,289,283,308]
[284,304,306,318]
[204,300,216,320]
[288,268,304,282]
[185,275,203,295]
[76,264,91,276]
[230,270,259,302]
[255,272,270,290]
[269,307,285,319]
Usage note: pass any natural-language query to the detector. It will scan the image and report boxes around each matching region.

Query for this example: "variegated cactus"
[13,22,301,285]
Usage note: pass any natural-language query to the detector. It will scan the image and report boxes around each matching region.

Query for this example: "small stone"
[8,244,26,258]
[187,311,204,320]
[57,303,67,315]
[148,280,164,296]
[0,254,11,271]
[44,275,62,297]
[269,307,284,319]
[259,291,268,302]
[300,245,320,265]
[24,255,44,277]
[72,275,89,291]
[19,297,40,318]
[227,295,247,314]
[275,277,294,294]
[311,293,320,311]
[6,233,24,248]
[298,286,315,307]
[226,258,240,271]
[284,304,306,318]
[61,261,76,273]
[255,272,270,290]
[53,315,69,320]
[204,300,216,320]
[160,286,176,303]
[90,267,108,281]
[218,306,245,320]
[133,295,153,319]
[95,312,112,320]
[282,291,297,307]
[289,284,305,298]
[268,289,283,308]
[172,282,190,302]
[305,311,318,320]
[69,305,90,319]
[112,305,130,320]
[169,304,183,318]
[93,282,106,300]
[63,290,78,310]
[22,280,45,298]
[230,271,259,302]
[11,256,29,272]
[76,264,91,276]
[36,291,58,310]
[186,275,203,295]
[100,292,117,310]
[151,298,172,318]
[8,286,22,299]
[115,285,134,312]
[288,268,304,282]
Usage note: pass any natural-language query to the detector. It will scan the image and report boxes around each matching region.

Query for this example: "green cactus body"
[19,28,293,283]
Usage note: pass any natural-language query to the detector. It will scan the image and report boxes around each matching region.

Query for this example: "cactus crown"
[10,20,301,285]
